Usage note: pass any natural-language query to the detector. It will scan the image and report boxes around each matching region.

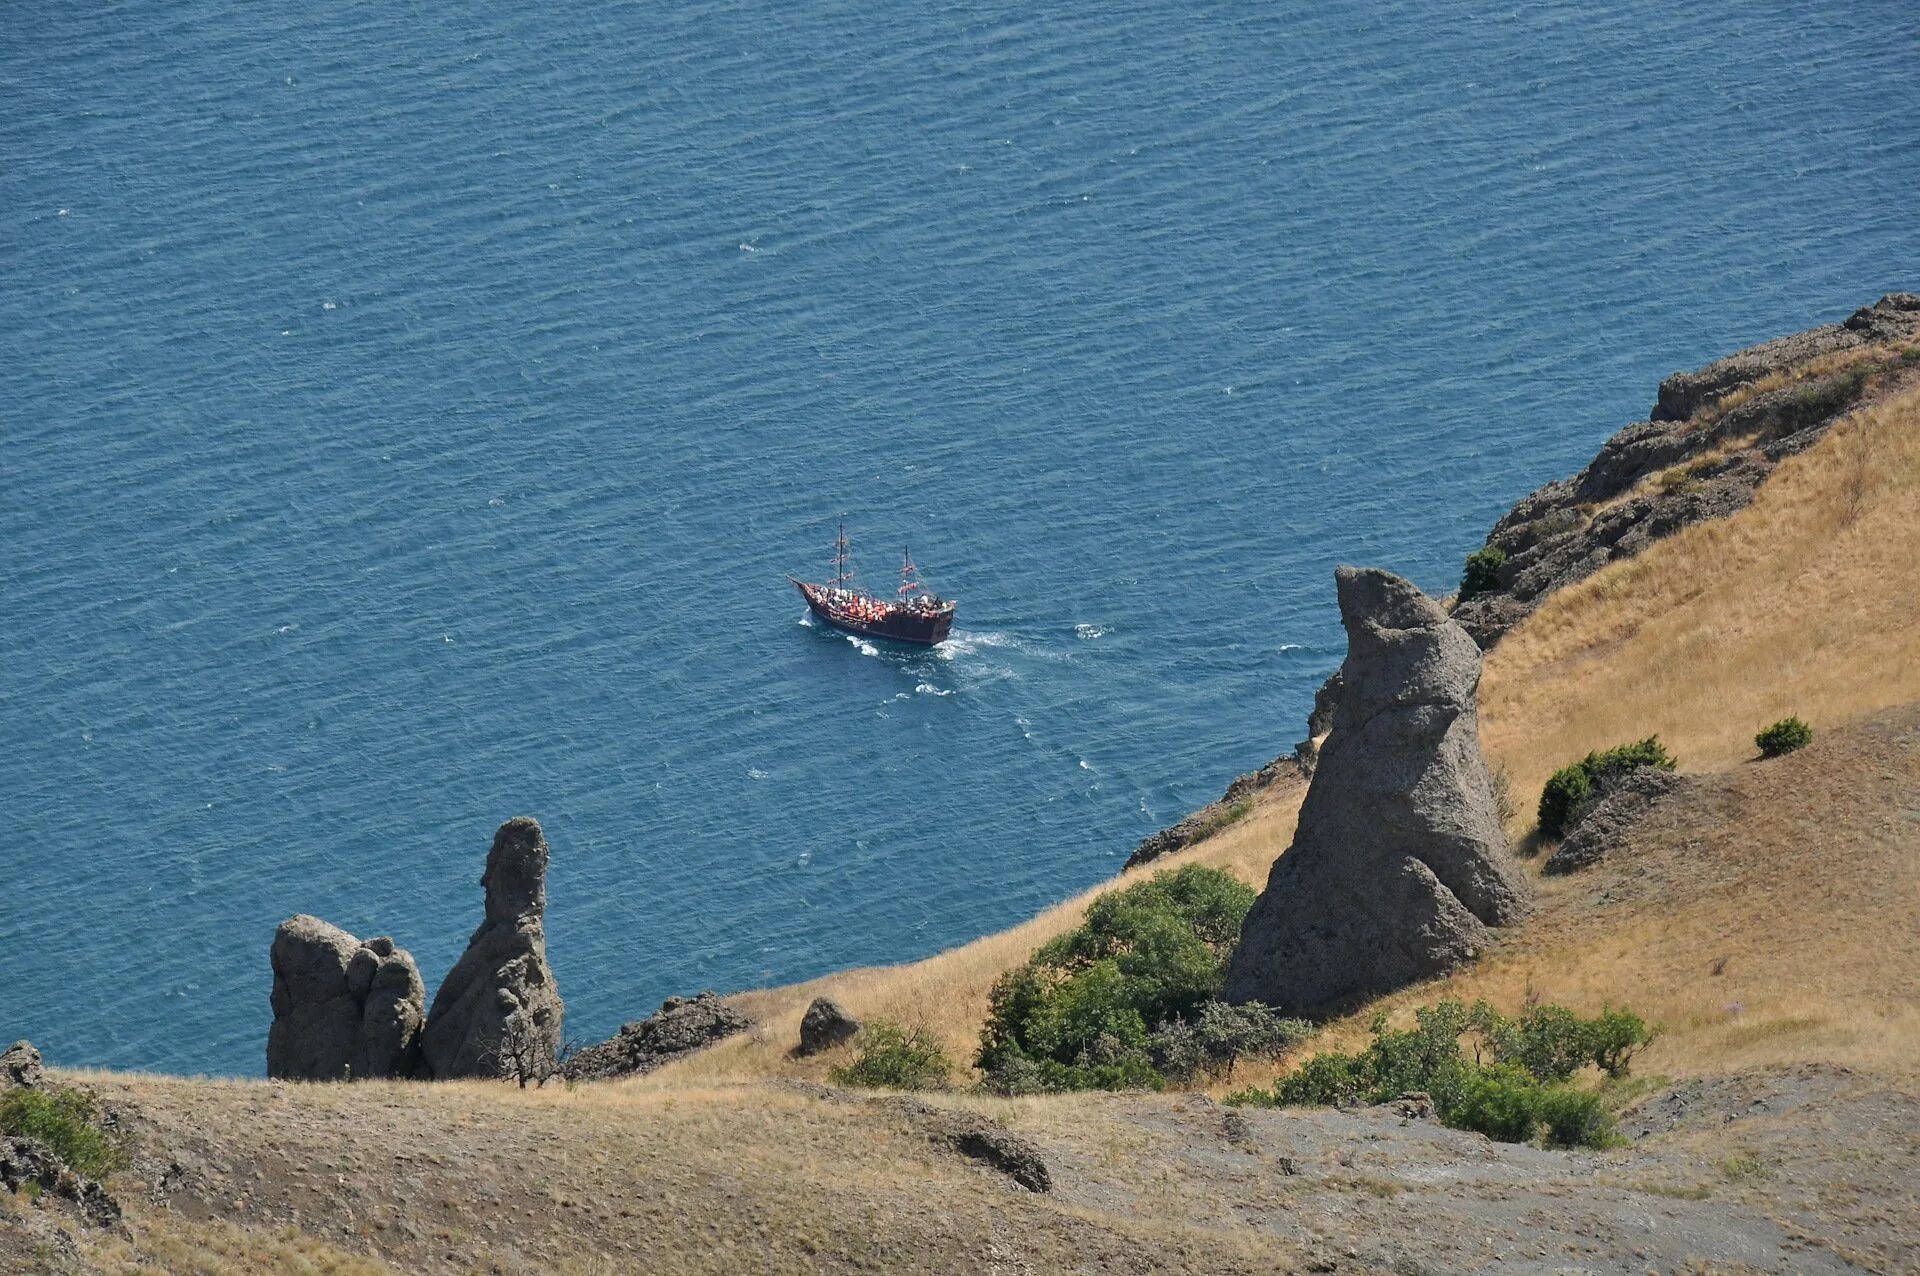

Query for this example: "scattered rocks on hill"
[1224,567,1530,1016]
[1545,767,1688,875]
[565,992,751,1081]
[266,918,426,1082]
[797,998,861,1056]
[884,1097,1052,1192]
[1453,293,1920,648]
[421,817,565,1081]
[1,1040,45,1090]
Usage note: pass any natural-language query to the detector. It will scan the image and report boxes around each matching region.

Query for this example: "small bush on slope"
[0,1086,124,1179]
[976,866,1310,1092]
[830,1021,953,1091]
[1755,717,1813,758]
[1459,546,1508,601]
[1227,1000,1653,1149]
[1537,736,1677,839]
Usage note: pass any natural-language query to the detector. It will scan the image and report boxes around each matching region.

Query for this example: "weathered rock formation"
[421,817,565,1080]
[1223,567,1530,1016]
[1453,294,1920,648]
[1,1041,45,1090]
[797,997,861,1056]
[565,992,751,1081]
[1545,768,1688,876]
[266,918,426,1081]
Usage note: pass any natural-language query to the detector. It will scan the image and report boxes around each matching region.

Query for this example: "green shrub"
[977,866,1274,1092]
[1458,546,1508,601]
[1583,1008,1656,1078]
[1225,999,1646,1150]
[0,1086,124,1179]
[1780,366,1870,433]
[1149,1002,1312,1083]
[1482,1004,1592,1082]
[1754,717,1813,758]
[1478,1002,1654,1081]
[1537,736,1677,838]
[829,1021,953,1091]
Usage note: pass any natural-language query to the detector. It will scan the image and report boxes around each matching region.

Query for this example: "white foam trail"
[1074,623,1107,640]
[914,683,953,697]
[747,768,769,780]
[1278,642,1302,651]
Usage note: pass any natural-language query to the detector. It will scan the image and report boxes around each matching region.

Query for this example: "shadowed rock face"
[420,817,564,1080]
[1224,567,1529,1016]
[266,917,425,1081]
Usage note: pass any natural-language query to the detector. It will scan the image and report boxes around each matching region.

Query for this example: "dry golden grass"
[88,1218,396,1276]
[1481,376,1920,814]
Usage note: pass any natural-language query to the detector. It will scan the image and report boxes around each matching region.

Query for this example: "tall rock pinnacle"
[1223,567,1530,1014]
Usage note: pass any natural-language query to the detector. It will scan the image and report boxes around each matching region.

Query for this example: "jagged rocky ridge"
[1453,292,1920,647]
[1223,567,1530,1015]
[564,992,752,1081]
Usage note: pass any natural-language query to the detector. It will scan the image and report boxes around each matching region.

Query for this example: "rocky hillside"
[7,296,1920,1274]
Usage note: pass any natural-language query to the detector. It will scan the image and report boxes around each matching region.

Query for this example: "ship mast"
[898,546,926,598]
[829,515,858,593]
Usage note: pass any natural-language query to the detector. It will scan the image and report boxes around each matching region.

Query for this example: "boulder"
[797,998,861,1056]
[421,818,564,1080]
[565,992,750,1081]
[1545,768,1687,875]
[267,917,426,1081]
[0,1041,44,1090]
[1223,568,1530,1016]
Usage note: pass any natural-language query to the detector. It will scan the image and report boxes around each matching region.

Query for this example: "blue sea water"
[3,1,1916,1076]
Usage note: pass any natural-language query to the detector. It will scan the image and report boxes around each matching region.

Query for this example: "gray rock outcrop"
[1653,293,1920,422]
[565,991,750,1081]
[1545,767,1688,875]
[1,1041,45,1090]
[266,917,426,1081]
[1454,294,1920,648]
[1223,567,1530,1016]
[797,997,861,1056]
[421,817,565,1080]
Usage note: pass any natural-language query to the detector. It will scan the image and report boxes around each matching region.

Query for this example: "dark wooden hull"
[792,580,955,646]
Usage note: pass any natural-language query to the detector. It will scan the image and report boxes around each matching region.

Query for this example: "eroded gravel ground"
[5,1063,1913,1274]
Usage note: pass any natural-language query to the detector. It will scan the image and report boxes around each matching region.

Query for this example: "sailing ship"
[789,518,957,646]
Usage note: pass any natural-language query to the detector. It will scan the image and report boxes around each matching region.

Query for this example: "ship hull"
[793,581,955,646]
